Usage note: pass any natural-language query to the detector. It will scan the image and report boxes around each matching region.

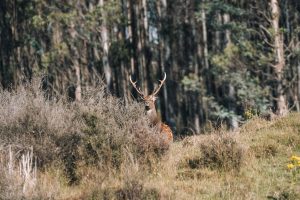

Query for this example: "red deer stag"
[129,73,173,143]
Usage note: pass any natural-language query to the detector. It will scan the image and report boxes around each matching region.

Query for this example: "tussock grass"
[1,80,300,199]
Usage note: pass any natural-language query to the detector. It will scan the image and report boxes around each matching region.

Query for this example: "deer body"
[130,73,173,143]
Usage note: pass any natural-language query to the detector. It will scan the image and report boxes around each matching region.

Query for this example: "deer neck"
[146,106,161,127]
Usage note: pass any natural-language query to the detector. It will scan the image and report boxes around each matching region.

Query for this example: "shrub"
[185,134,244,172]
[116,179,161,200]
[250,139,278,158]
[0,82,80,167]
[0,79,168,184]
[199,134,244,171]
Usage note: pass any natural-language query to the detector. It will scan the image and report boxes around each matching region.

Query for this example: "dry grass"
[1,80,300,199]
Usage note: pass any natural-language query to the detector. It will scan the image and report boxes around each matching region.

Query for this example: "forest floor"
[47,114,300,199]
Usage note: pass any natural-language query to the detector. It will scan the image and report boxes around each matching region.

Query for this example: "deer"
[129,72,173,143]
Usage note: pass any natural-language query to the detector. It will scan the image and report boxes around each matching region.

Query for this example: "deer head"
[129,73,166,125]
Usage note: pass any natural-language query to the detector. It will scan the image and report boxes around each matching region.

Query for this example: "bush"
[186,134,244,172]
[199,134,244,171]
[0,79,168,184]
[116,179,161,200]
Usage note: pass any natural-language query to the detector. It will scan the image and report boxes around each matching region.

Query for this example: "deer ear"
[152,96,157,101]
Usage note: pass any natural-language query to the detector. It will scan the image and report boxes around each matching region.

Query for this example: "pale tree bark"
[223,13,231,45]
[142,0,149,95]
[201,3,209,71]
[270,0,288,116]
[297,60,300,111]
[119,0,129,103]
[136,0,148,94]
[99,0,112,91]
[223,13,238,130]
[215,12,222,52]
[157,0,170,121]
[126,0,135,74]
[201,1,209,122]
[190,1,200,133]
[69,22,81,101]
[74,61,82,101]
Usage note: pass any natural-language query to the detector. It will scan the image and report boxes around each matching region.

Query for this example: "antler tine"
[152,72,167,96]
[129,76,145,97]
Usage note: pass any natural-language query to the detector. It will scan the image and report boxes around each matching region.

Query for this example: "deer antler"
[152,72,166,96]
[129,76,145,97]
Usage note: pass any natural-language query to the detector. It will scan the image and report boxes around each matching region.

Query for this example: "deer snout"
[145,105,151,111]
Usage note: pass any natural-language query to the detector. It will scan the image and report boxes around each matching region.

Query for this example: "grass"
[0,81,300,199]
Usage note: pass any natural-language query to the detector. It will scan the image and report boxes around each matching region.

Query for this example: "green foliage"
[210,42,270,121]
[31,15,46,29]
[181,73,203,93]
[197,0,246,30]
[211,43,239,72]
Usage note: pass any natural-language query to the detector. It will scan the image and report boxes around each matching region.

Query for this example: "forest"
[1,0,300,199]
[1,0,300,132]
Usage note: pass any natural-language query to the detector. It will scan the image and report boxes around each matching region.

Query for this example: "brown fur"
[161,123,173,142]
[143,95,173,144]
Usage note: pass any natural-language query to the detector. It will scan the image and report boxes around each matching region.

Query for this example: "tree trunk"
[214,12,222,52]
[297,60,300,111]
[136,0,148,94]
[69,22,81,101]
[99,0,112,91]
[223,13,238,129]
[126,0,135,74]
[157,0,170,121]
[201,4,209,71]
[270,0,288,116]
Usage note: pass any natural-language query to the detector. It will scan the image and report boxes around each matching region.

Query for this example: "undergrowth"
[0,80,168,198]
[1,80,300,199]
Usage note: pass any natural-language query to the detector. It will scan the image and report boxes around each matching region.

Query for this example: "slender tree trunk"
[201,4,209,71]
[74,62,82,101]
[223,12,238,130]
[69,22,81,101]
[223,13,231,45]
[297,60,300,111]
[99,0,112,91]
[136,0,148,94]
[190,1,201,133]
[157,0,170,121]
[126,0,135,74]
[215,12,222,52]
[270,0,288,116]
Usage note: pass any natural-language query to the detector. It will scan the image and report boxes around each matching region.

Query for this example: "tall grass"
[0,146,37,199]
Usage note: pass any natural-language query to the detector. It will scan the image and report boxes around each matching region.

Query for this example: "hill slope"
[0,85,299,199]
[60,114,300,199]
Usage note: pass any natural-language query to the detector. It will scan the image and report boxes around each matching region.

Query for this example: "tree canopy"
[1,0,300,133]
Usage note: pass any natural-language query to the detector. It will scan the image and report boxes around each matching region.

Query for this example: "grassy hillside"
[0,83,300,200]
